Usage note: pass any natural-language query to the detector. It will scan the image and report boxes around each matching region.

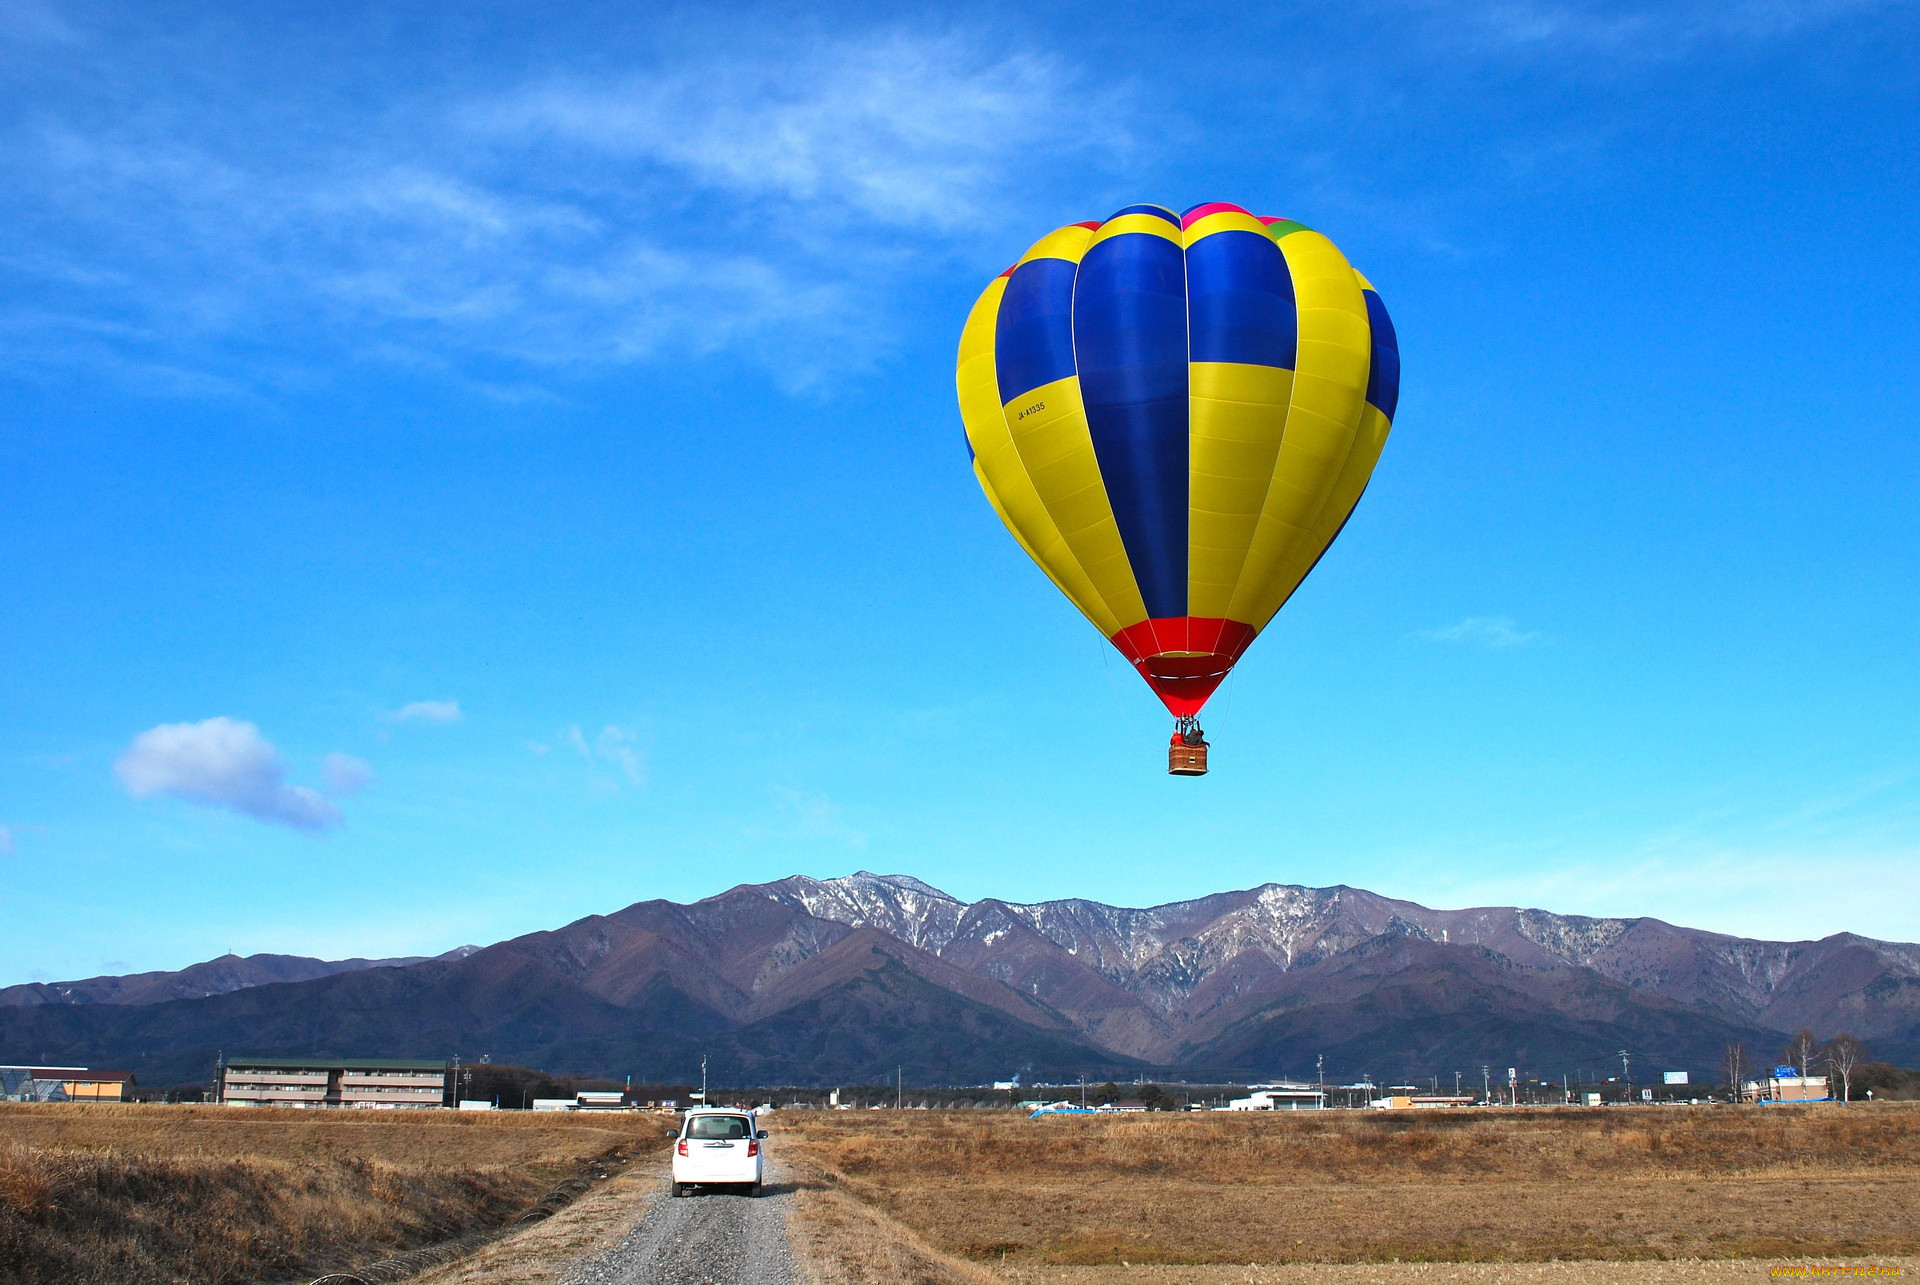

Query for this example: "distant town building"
[219,1057,447,1109]
[1223,1084,1326,1110]
[1,1066,135,1102]
[1746,1072,1830,1104]
[1368,1094,1476,1110]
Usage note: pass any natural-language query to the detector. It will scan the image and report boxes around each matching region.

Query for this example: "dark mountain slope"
[1175,935,1793,1079]
[0,948,475,1008]
[724,946,1137,1083]
[4,872,1913,1086]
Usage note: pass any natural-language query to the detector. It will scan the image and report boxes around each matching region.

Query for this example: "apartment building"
[220,1056,448,1109]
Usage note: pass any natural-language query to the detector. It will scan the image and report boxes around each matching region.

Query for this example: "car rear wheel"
[670,1181,687,1198]
[749,1181,763,1198]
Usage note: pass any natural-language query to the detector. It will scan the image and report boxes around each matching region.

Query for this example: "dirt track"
[561,1169,799,1285]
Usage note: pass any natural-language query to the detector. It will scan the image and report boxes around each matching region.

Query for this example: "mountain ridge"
[2,872,1912,1086]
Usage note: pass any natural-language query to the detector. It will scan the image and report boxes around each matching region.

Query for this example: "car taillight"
[747,1138,758,1157]
[676,1139,688,1156]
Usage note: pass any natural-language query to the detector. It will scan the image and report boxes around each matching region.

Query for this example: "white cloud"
[115,717,343,831]
[561,722,646,788]
[1393,0,1897,60]
[764,786,867,848]
[596,726,645,788]
[1418,616,1541,649]
[1,24,1135,392]
[477,35,1127,234]
[1399,842,1920,946]
[320,752,375,796]
[0,0,82,44]
[392,700,462,724]
[0,824,14,856]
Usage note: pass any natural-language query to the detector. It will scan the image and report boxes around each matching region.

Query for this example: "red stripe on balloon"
[1109,618,1258,717]
[1179,202,1251,229]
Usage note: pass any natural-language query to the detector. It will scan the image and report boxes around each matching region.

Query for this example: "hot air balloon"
[957,202,1399,775]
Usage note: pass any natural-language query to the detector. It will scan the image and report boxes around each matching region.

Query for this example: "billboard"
[1663,1071,1688,1085]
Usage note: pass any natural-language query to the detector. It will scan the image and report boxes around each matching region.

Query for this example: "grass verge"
[0,1103,657,1284]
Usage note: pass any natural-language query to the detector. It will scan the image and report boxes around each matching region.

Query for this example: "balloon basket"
[1168,723,1209,776]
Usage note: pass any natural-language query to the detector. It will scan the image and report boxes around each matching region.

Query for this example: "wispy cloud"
[1,22,1135,392]
[1386,0,1898,60]
[597,726,645,788]
[1384,763,1920,942]
[475,35,1129,235]
[1417,616,1542,648]
[0,0,82,44]
[561,723,647,789]
[320,752,376,796]
[115,717,342,831]
[391,700,462,725]
[1403,840,1920,945]
[760,786,868,848]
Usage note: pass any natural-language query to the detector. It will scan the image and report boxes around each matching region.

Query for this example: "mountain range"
[0,947,478,1009]
[3,872,1915,1087]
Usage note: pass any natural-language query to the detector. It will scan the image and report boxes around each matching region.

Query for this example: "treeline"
[1725,1030,1920,1102]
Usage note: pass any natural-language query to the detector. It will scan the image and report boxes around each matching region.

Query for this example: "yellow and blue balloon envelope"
[957,202,1398,726]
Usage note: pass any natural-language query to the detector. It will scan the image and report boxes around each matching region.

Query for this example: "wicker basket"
[1168,740,1209,776]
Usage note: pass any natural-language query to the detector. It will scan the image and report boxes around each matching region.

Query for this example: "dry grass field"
[777,1103,1920,1271]
[0,1102,655,1285]
[6,1101,1915,1285]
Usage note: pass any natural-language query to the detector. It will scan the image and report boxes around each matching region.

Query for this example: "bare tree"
[1784,1029,1818,1078]
[1825,1033,1866,1104]
[1725,1042,1746,1103]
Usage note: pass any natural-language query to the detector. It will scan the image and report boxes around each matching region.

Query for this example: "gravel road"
[560,1163,800,1285]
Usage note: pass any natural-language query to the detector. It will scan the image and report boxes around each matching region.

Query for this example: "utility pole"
[451,1054,460,1109]
[700,1054,708,1105]
[1454,1071,1462,1097]
[897,1066,902,1110]
[1317,1054,1325,1108]
[1481,1066,1491,1103]
[1618,1049,1631,1103]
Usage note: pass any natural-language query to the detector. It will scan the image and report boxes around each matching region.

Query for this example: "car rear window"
[688,1115,752,1140]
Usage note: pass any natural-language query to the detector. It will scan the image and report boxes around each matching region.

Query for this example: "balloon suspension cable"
[1174,716,1207,747]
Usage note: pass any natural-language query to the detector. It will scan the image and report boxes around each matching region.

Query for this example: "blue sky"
[3,0,1917,984]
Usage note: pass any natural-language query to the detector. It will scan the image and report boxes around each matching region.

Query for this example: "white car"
[671,1107,765,1197]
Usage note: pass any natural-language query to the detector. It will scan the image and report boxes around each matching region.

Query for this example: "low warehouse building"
[1,1066,135,1102]
[1223,1084,1325,1110]
[1747,1071,1830,1104]
[220,1057,448,1109]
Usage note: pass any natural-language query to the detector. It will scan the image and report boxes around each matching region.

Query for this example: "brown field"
[7,1101,1917,1285]
[777,1103,1920,1270]
[0,1102,656,1285]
